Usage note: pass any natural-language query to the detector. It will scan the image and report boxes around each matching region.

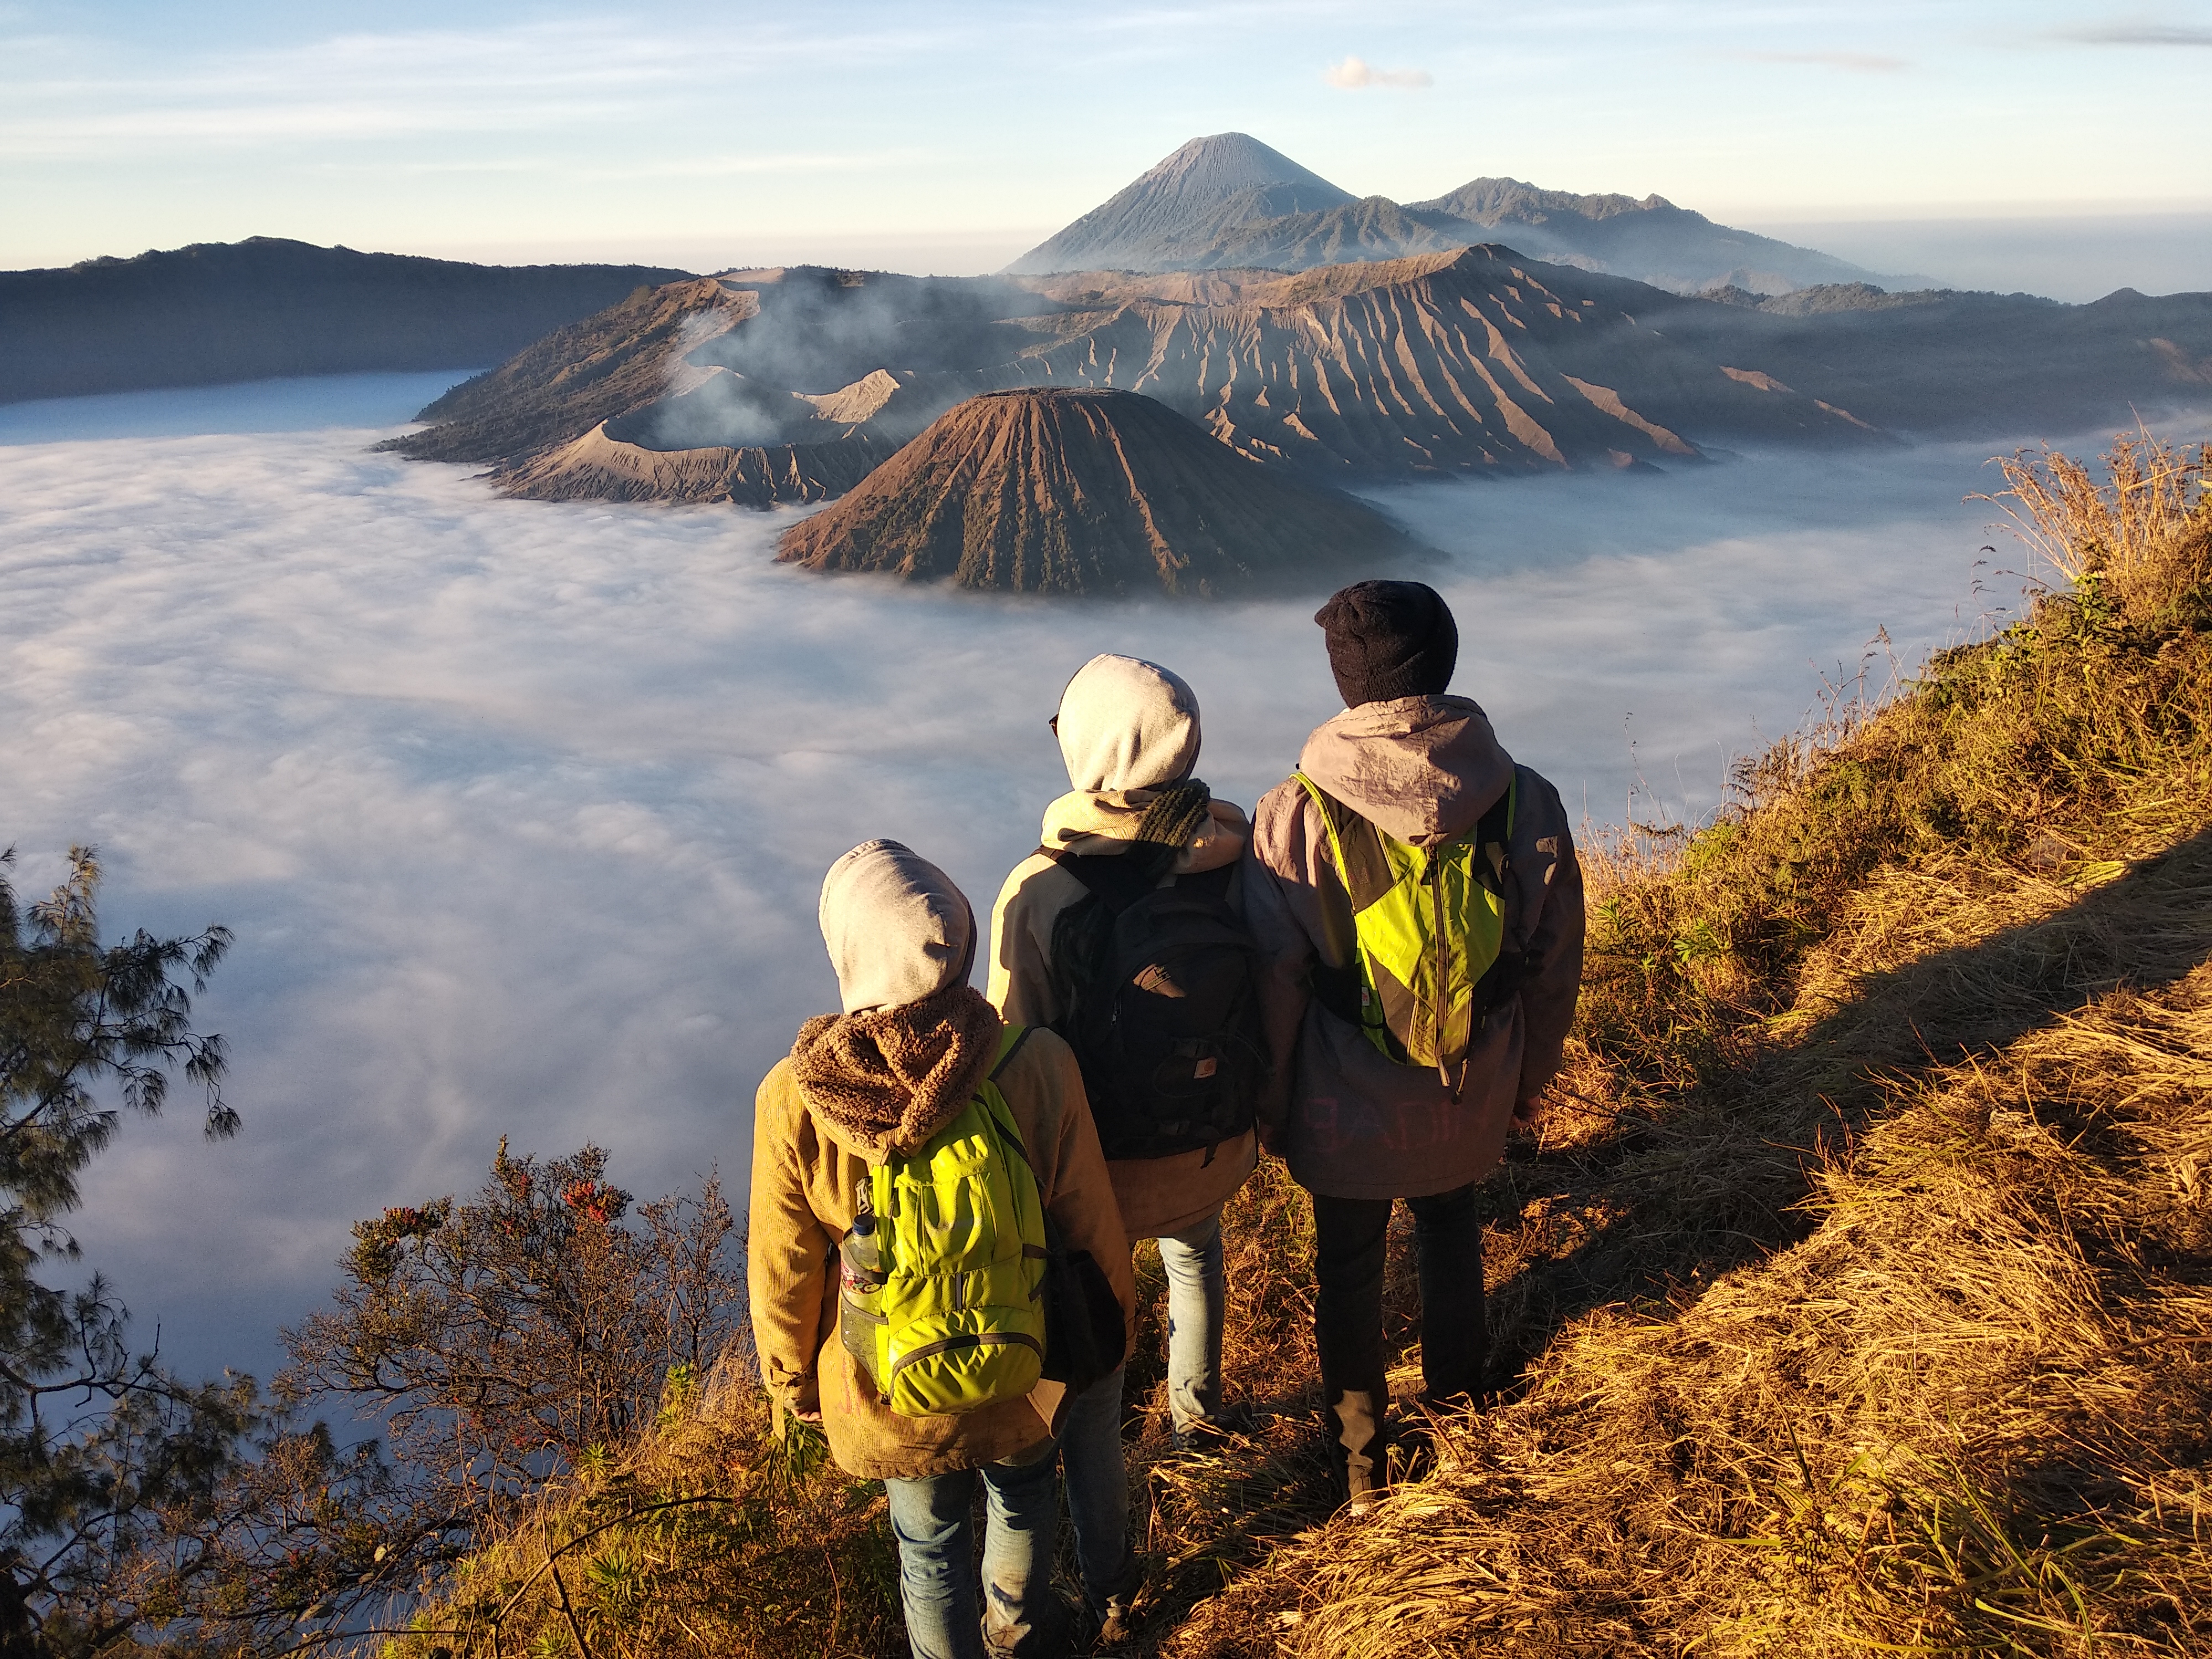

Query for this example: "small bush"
[383,1361,903,1659]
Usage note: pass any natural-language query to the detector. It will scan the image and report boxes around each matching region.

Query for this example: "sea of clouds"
[4,373,2201,1385]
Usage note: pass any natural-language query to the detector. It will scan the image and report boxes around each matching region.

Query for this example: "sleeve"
[985,858,1065,1031]
[1032,1039,1137,1342]
[1512,782,1586,1105]
[1241,782,1326,1138]
[745,1067,832,1423]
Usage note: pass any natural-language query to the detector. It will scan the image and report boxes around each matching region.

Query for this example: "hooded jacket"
[1244,696,1584,1201]
[986,655,1259,1240]
[749,841,1135,1480]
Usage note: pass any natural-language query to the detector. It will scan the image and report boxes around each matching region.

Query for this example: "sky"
[5,0,2211,284]
[11,374,2208,1382]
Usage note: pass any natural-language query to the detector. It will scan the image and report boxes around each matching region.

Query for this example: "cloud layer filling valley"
[1,375,2151,1381]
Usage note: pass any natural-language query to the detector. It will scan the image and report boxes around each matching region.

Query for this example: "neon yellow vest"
[837,1026,1049,1417]
[1293,771,1517,1089]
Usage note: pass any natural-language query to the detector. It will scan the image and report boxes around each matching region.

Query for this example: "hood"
[817,839,977,1014]
[1296,695,1512,847]
[1055,653,1201,793]
[1039,790,1249,873]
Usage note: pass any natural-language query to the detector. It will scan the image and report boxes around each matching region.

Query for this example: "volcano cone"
[774,388,1417,596]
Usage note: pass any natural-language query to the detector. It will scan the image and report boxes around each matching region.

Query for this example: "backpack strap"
[989,1021,1034,1082]
[1291,773,1395,1044]
[1468,771,1526,1027]
[978,1022,1035,1163]
[978,1024,1049,1260]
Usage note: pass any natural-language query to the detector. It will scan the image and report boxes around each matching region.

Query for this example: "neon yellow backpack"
[1293,770,1521,1094]
[837,1026,1049,1416]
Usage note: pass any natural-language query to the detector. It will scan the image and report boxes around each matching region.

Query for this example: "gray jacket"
[1244,695,1584,1200]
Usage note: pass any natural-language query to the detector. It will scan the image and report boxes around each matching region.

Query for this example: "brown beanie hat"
[1315,580,1458,707]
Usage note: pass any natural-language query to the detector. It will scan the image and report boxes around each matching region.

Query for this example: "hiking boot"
[1341,1463,1386,1518]
[1091,1593,1135,1653]
[1171,1400,1259,1452]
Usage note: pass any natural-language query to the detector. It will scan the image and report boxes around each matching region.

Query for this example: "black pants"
[1311,1182,1487,1495]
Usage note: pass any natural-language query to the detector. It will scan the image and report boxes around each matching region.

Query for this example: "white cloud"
[1740,49,1911,72]
[1324,54,1434,89]
[2058,19,2212,46]
[6,372,2188,1380]
[0,18,936,157]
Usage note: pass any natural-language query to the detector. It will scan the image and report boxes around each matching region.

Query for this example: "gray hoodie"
[1244,695,1585,1200]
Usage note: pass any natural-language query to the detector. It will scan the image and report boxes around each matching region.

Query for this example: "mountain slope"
[1621,281,2212,434]
[1000,247,1876,474]
[455,249,1882,507]
[390,250,2212,513]
[0,238,690,404]
[1412,177,1899,293]
[1005,133,1356,275]
[1086,195,1478,273]
[774,388,1416,594]
[385,278,753,463]
[384,267,1048,476]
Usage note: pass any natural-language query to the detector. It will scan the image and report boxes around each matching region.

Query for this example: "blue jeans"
[1056,1209,1229,1608]
[1158,1209,1227,1436]
[1057,1364,1137,1610]
[883,1442,1062,1659]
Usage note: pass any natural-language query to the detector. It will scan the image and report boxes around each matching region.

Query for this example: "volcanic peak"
[774,388,1415,596]
[1005,133,1355,276]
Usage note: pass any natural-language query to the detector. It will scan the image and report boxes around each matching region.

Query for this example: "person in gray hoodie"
[1243,581,1585,1509]
[987,654,1260,1642]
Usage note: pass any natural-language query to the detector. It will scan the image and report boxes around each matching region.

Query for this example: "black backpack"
[1045,839,1264,1162]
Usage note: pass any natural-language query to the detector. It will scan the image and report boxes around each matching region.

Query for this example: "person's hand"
[790,1407,822,1424]
[1510,1094,1542,1129]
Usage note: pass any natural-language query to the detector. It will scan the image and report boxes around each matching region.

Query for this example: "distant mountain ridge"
[399,249,1912,514]
[389,247,2212,519]
[1007,134,1903,295]
[0,238,692,405]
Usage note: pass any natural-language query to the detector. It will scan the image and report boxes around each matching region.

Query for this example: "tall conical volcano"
[774,388,1416,596]
[1006,133,1355,275]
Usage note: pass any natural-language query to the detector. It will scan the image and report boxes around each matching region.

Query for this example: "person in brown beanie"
[1242,581,1585,1511]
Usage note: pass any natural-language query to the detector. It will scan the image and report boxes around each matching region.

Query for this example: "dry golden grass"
[379,1355,904,1659]
[1982,431,2212,629]
[1176,853,2212,1657]
[1159,430,2212,1656]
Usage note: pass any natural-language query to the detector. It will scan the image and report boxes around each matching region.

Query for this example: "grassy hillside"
[389,432,2211,1659]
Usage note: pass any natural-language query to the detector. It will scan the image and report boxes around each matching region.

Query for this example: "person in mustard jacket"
[750,839,1135,1659]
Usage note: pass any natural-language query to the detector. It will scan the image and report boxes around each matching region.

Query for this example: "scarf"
[789,982,1003,1159]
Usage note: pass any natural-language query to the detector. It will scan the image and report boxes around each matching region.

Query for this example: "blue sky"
[4,1,2210,272]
